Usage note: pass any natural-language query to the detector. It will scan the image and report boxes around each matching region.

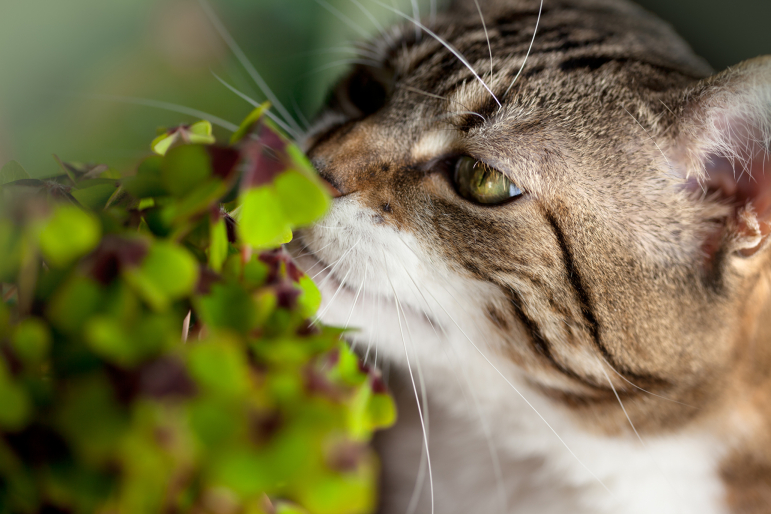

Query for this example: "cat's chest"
[373,355,727,514]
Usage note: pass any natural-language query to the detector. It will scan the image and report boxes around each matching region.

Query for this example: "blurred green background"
[1,0,769,178]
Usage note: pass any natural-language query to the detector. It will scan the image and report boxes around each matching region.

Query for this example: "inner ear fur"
[672,56,771,257]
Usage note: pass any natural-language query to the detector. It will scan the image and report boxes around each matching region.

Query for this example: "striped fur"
[290,0,771,512]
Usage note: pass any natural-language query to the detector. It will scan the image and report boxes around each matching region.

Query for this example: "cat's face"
[291,0,771,442]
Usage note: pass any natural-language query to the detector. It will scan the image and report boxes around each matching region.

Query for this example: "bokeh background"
[1,0,769,178]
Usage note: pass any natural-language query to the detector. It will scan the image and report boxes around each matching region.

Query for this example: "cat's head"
[291,0,771,437]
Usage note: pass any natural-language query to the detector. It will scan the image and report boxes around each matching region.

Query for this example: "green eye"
[453,156,523,205]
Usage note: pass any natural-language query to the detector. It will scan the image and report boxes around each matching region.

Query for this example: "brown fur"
[296,0,771,510]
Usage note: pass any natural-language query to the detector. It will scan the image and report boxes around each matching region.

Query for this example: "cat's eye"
[453,156,523,205]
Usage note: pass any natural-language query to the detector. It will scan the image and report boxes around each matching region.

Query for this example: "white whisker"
[373,0,501,108]
[345,263,368,334]
[311,238,362,282]
[398,260,508,514]
[314,0,372,39]
[410,0,422,40]
[211,71,301,140]
[600,364,685,503]
[600,355,694,407]
[394,235,614,497]
[346,0,385,33]
[503,0,543,99]
[314,266,353,325]
[60,93,238,132]
[384,260,435,514]
[197,0,303,135]
[473,0,494,77]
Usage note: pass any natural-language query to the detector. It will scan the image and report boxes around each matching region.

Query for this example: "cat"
[287,0,771,512]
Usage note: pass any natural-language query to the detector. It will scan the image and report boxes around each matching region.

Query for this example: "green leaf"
[366,392,397,431]
[151,131,180,156]
[0,160,30,185]
[297,275,321,318]
[275,502,310,514]
[84,316,136,366]
[299,470,375,514]
[188,338,250,397]
[208,215,228,273]
[212,449,271,496]
[123,241,198,311]
[0,363,31,431]
[12,317,51,366]
[71,183,120,210]
[237,187,291,248]
[274,170,330,226]
[0,219,21,281]
[152,121,216,156]
[123,156,167,199]
[47,276,103,333]
[161,145,213,197]
[85,314,172,367]
[195,283,258,334]
[38,205,101,268]
[230,102,270,145]
[187,120,216,145]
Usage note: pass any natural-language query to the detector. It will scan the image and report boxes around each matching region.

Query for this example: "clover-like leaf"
[161,145,213,197]
[39,204,101,268]
[123,241,198,311]
[231,102,271,145]
[273,170,330,226]
[237,187,292,248]
[0,160,30,186]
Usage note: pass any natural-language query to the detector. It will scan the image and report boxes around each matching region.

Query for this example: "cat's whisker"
[344,263,368,347]
[384,260,435,514]
[473,0,494,77]
[393,235,615,497]
[503,0,544,99]
[426,111,488,124]
[400,85,487,122]
[345,0,385,33]
[398,260,509,514]
[401,84,449,102]
[364,291,381,364]
[599,364,686,504]
[391,274,432,514]
[313,266,353,326]
[600,355,695,408]
[622,106,671,167]
[659,99,676,116]
[312,237,362,283]
[291,97,311,132]
[372,0,501,109]
[211,71,301,140]
[197,0,303,136]
[314,0,372,39]
[60,93,238,132]
[294,239,336,260]
[409,0,422,41]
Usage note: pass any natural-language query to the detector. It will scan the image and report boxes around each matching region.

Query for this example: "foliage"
[0,107,395,514]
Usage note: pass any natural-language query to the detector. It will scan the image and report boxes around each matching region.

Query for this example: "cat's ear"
[672,56,771,257]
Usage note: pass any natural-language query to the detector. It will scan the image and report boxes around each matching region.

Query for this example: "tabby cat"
[288,0,771,512]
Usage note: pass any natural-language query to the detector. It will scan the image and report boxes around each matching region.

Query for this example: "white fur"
[291,197,728,514]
